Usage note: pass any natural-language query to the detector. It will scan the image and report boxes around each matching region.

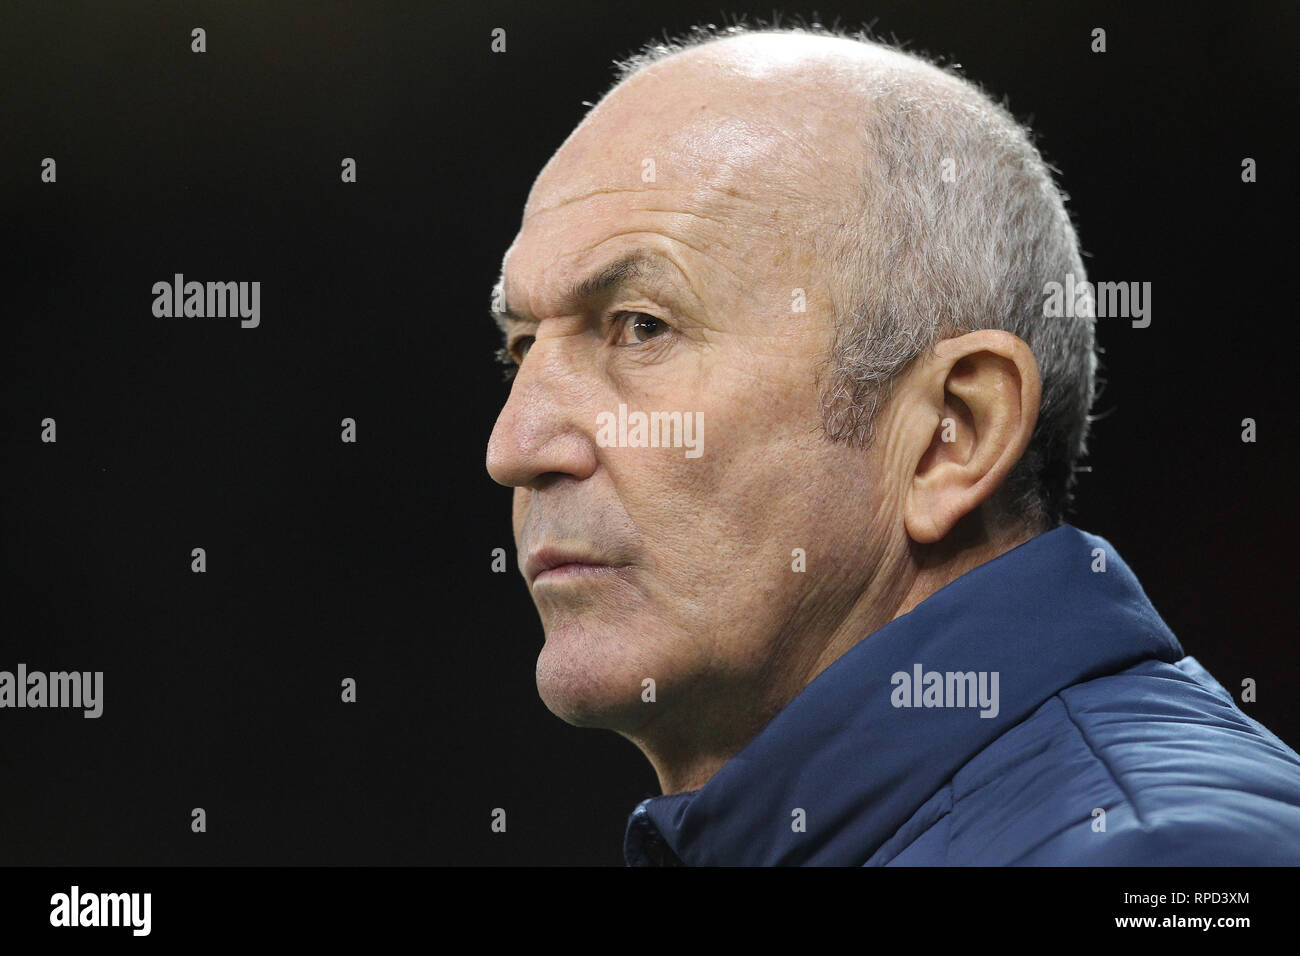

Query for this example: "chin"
[534,620,659,731]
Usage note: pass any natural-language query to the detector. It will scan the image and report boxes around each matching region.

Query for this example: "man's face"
[486,56,896,751]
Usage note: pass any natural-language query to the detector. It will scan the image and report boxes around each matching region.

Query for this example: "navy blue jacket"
[623,525,1300,865]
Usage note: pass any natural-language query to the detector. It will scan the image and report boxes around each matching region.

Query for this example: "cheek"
[598,348,827,581]
[511,489,529,538]
[614,423,817,594]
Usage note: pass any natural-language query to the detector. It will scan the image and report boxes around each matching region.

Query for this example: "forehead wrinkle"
[564,232,713,313]
[526,185,665,219]
[509,147,826,332]
[583,228,744,293]
[630,206,734,231]
[501,239,707,331]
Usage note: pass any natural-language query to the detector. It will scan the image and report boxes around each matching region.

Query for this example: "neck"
[895,513,1040,619]
[630,511,1042,795]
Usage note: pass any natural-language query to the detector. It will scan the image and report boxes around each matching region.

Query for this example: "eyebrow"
[489,251,676,333]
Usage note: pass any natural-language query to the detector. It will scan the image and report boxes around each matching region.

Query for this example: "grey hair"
[608,19,1097,529]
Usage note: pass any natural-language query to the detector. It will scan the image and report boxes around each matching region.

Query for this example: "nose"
[486,338,598,489]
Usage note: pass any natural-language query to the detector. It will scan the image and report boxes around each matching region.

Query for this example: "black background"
[1,0,1296,865]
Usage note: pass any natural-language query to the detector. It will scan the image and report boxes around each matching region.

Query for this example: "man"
[484,25,1300,865]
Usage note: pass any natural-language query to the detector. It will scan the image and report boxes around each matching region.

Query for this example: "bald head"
[526,31,961,265]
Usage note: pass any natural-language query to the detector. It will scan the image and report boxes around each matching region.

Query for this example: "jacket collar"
[624,524,1184,865]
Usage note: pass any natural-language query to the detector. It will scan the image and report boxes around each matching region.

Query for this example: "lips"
[524,546,626,586]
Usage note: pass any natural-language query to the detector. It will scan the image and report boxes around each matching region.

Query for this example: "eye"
[616,312,669,345]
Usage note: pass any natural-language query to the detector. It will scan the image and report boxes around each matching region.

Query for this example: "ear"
[902,330,1041,544]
